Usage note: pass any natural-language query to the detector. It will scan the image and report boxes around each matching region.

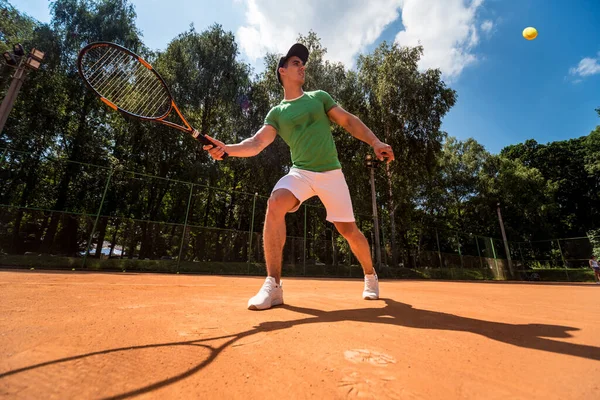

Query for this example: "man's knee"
[266,189,299,218]
[334,221,361,240]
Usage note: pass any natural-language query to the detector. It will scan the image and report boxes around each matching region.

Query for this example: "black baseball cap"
[276,43,309,85]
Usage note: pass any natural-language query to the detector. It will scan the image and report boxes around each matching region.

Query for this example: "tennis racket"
[77,41,228,158]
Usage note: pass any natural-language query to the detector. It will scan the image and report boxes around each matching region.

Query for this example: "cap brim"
[284,43,309,64]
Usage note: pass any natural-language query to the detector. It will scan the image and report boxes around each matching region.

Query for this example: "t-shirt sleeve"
[264,107,279,131]
[317,90,337,112]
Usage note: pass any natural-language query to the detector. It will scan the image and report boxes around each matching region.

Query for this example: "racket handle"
[195,131,229,159]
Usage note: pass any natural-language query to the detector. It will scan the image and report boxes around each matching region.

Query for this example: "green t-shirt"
[264,90,341,172]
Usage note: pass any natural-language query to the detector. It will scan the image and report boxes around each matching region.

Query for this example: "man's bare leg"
[333,221,375,275]
[247,189,300,310]
[263,189,300,284]
[334,221,379,299]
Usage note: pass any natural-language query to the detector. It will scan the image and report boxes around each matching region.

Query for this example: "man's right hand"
[203,135,228,160]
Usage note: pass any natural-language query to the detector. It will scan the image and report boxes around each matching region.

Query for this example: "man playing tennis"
[204,43,394,310]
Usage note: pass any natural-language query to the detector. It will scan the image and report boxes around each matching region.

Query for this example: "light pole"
[365,154,382,269]
[0,44,45,134]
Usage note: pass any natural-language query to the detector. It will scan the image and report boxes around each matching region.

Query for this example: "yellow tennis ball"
[523,27,537,40]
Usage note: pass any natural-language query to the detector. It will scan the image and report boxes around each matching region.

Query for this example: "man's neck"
[283,86,304,101]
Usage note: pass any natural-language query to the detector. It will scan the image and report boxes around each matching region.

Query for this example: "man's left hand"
[372,140,395,163]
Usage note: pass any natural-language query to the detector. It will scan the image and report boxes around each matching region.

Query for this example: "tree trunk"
[12,156,42,254]
[94,217,109,257]
[41,169,73,253]
[42,96,92,253]
[56,214,79,256]
[139,221,149,259]
[109,220,120,257]
[11,209,25,254]
[127,226,137,259]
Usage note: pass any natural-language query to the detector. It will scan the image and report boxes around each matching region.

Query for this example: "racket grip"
[198,133,229,159]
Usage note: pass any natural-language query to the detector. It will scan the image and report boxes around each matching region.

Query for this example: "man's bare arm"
[204,124,277,160]
[327,105,395,163]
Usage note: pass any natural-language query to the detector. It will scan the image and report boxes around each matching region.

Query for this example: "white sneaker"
[363,273,379,300]
[247,277,284,310]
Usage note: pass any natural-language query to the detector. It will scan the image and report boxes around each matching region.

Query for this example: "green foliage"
[0,1,598,281]
[588,229,600,258]
[501,134,600,238]
[0,1,37,54]
[479,155,557,239]
[356,42,457,266]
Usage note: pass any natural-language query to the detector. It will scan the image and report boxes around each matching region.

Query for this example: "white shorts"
[272,167,355,222]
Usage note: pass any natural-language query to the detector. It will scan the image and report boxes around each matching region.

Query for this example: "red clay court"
[1,270,599,399]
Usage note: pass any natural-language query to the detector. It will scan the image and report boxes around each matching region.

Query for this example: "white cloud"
[569,52,600,78]
[481,20,493,33]
[237,0,402,68]
[394,0,486,79]
[236,0,489,79]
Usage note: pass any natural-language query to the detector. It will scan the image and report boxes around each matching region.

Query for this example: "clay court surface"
[1,270,599,399]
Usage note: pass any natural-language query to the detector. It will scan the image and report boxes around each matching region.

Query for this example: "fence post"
[303,204,307,275]
[82,167,114,269]
[490,238,500,279]
[176,183,194,273]
[518,242,525,268]
[247,192,258,265]
[475,235,483,269]
[556,239,570,281]
[435,228,443,268]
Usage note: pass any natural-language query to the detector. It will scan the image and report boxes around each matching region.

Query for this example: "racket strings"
[87,47,163,113]
[81,46,171,118]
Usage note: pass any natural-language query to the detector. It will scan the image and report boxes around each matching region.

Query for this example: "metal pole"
[490,237,500,279]
[176,183,194,273]
[435,228,443,268]
[475,235,483,269]
[82,168,114,269]
[370,165,382,269]
[496,203,515,278]
[556,239,570,281]
[518,242,524,270]
[303,204,307,275]
[248,192,258,263]
[0,61,27,134]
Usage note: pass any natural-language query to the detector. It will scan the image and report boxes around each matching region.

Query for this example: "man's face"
[281,56,305,85]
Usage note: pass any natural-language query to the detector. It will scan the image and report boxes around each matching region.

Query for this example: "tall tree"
[502,131,600,237]
[357,42,457,266]
[37,0,143,253]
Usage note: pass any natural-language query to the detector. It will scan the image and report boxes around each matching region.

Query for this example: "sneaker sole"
[248,299,284,311]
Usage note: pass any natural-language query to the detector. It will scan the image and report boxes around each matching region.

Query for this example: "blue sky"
[11,0,600,154]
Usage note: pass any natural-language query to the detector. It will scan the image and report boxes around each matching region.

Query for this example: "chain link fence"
[0,147,596,281]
